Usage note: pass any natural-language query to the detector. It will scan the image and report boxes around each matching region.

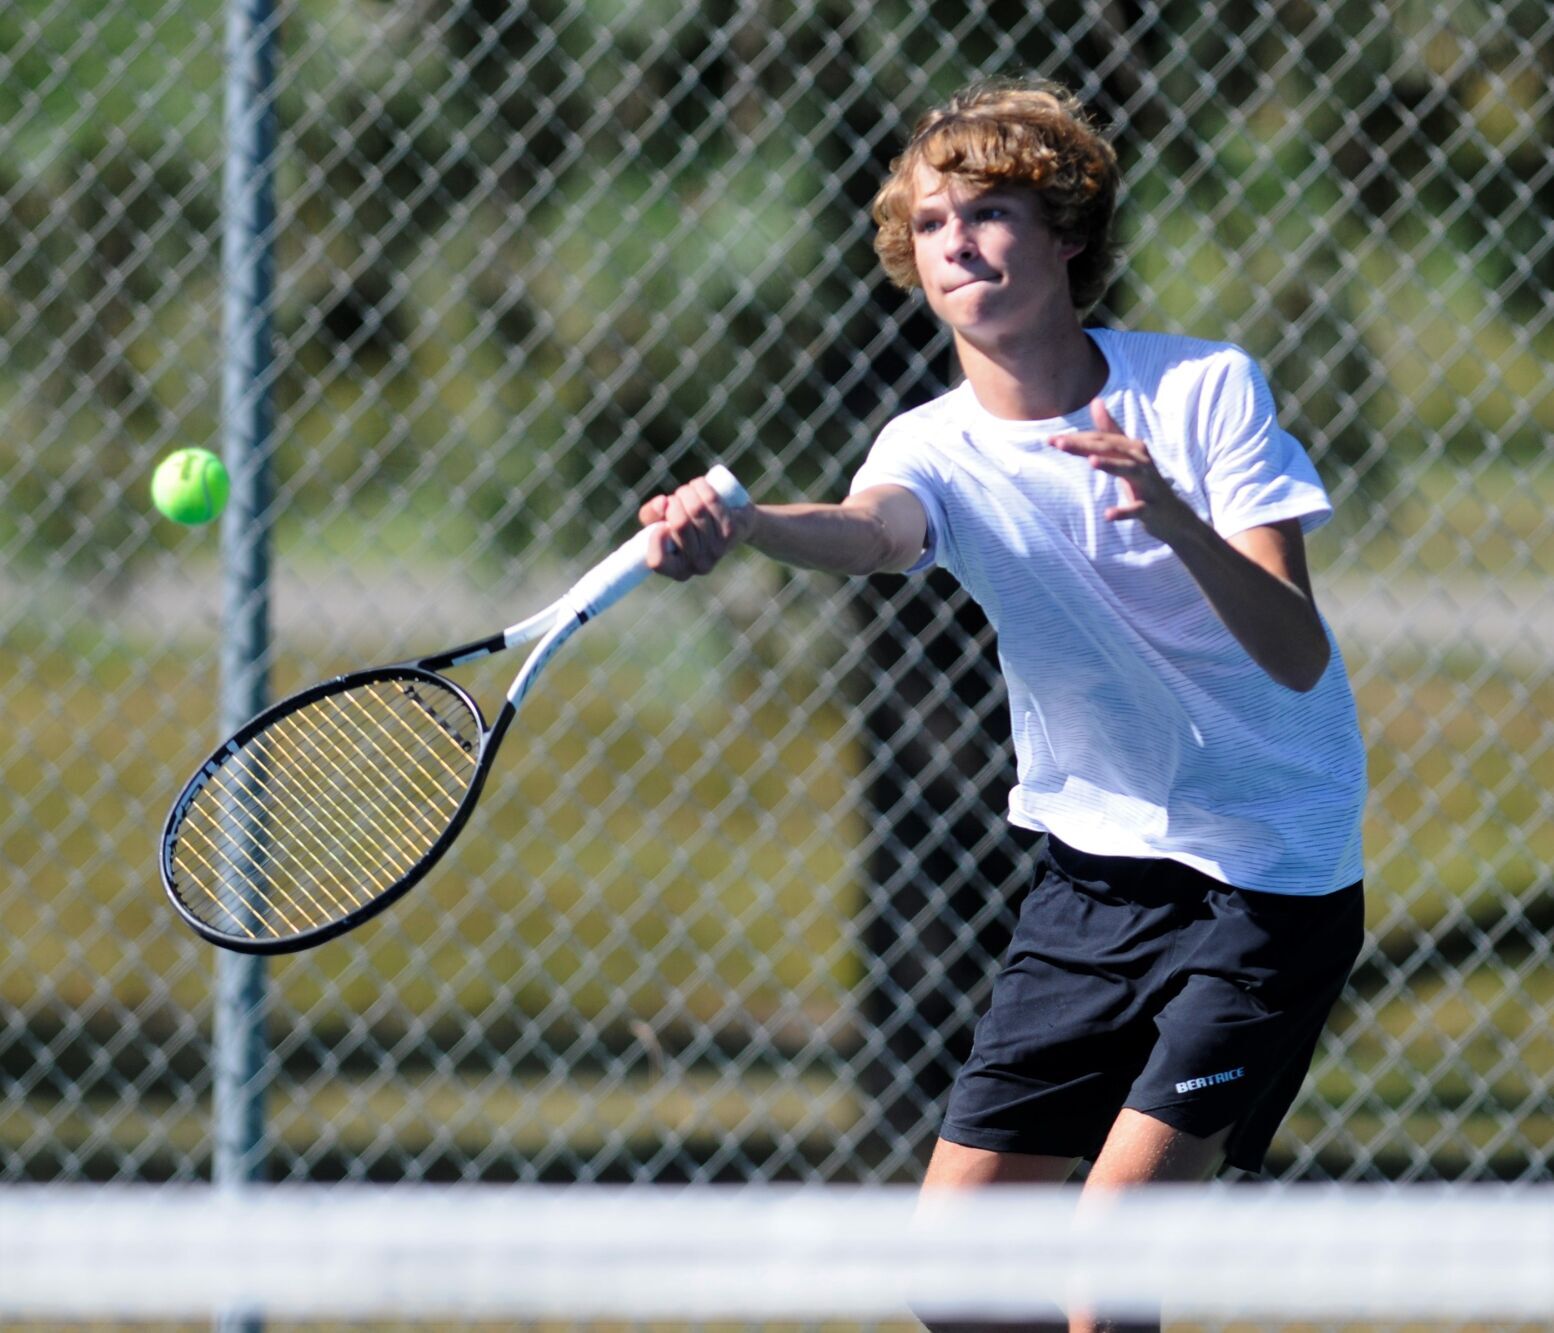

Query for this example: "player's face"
[908,166,1081,345]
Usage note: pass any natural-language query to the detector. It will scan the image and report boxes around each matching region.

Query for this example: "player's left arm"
[1050,399,1330,693]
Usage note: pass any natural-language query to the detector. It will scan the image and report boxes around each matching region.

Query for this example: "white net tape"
[4,1184,1552,1323]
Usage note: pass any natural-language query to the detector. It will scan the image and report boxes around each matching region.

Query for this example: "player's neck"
[953,316,1107,422]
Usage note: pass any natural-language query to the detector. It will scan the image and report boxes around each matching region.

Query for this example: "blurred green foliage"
[1,0,1551,568]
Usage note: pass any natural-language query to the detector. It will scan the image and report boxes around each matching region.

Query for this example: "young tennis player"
[641,76,1365,1331]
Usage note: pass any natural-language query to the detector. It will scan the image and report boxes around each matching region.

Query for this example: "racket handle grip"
[704,463,750,511]
[566,464,749,621]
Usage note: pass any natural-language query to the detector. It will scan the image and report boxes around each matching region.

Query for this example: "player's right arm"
[642,478,927,580]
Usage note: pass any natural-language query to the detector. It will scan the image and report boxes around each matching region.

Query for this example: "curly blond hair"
[871,78,1121,314]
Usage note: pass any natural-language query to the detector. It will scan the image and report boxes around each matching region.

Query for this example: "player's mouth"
[941,273,998,295]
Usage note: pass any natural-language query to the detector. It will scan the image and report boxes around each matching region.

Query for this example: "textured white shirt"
[850,327,1366,895]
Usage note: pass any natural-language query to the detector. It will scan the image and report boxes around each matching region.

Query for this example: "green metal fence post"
[213,0,278,1326]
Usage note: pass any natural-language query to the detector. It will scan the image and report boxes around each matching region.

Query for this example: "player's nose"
[941,215,977,260]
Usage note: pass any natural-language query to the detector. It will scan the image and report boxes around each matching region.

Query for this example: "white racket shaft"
[503,464,750,705]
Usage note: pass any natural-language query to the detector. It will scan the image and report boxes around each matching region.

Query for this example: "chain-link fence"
[2,0,1551,1189]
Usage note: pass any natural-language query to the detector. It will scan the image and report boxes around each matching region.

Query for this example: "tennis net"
[3,1183,1551,1326]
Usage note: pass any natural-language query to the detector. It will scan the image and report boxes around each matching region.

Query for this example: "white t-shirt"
[849,327,1366,895]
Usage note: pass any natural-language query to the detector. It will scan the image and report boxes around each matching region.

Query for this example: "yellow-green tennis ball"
[151,448,230,526]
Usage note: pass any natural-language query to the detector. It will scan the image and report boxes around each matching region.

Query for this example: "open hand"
[1049,399,1191,539]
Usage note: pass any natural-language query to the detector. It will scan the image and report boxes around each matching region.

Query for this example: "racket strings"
[169,678,481,940]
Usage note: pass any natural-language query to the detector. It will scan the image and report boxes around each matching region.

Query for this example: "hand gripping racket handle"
[563,464,750,622]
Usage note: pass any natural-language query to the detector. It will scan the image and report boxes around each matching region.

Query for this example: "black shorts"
[940,834,1364,1174]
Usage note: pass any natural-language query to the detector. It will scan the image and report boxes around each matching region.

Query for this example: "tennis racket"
[160,464,749,955]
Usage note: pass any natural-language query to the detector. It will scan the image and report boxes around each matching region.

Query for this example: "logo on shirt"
[1174,1066,1246,1094]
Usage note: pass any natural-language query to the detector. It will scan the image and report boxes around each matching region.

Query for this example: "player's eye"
[912,216,941,234]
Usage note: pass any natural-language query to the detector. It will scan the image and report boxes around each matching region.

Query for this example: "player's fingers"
[663,492,701,554]
[684,478,745,571]
[666,492,726,576]
[653,475,747,578]
[1047,431,1136,459]
[638,494,671,527]
[1104,500,1147,522]
[1047,433,1118,461]
[1090,397,1121,435]
[680,475,740,545]
[1075,454,1144,480]
[645,524,690,581]
[693,472,756,546]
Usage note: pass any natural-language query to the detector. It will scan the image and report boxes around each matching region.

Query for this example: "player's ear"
[1057,236,1086,262]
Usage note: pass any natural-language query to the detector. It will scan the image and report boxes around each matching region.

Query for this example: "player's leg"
[1119,874,1365,1180]
[1061,1110,1234,1333]
[914,838,1182,1333]
[1066,879,1364,1333]
[1084,1107,1230,1188]
[922,1135,1079,1189]
[915,1119,1227,1333]
[917,841,1363,1333]
[933,836,1166,1172]
[917,1139,1079,1333]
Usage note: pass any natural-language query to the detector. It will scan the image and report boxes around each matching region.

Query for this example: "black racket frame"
[160,664,512,955]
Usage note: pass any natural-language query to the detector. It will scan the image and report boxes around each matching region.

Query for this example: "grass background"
[4,465,1552,1184]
